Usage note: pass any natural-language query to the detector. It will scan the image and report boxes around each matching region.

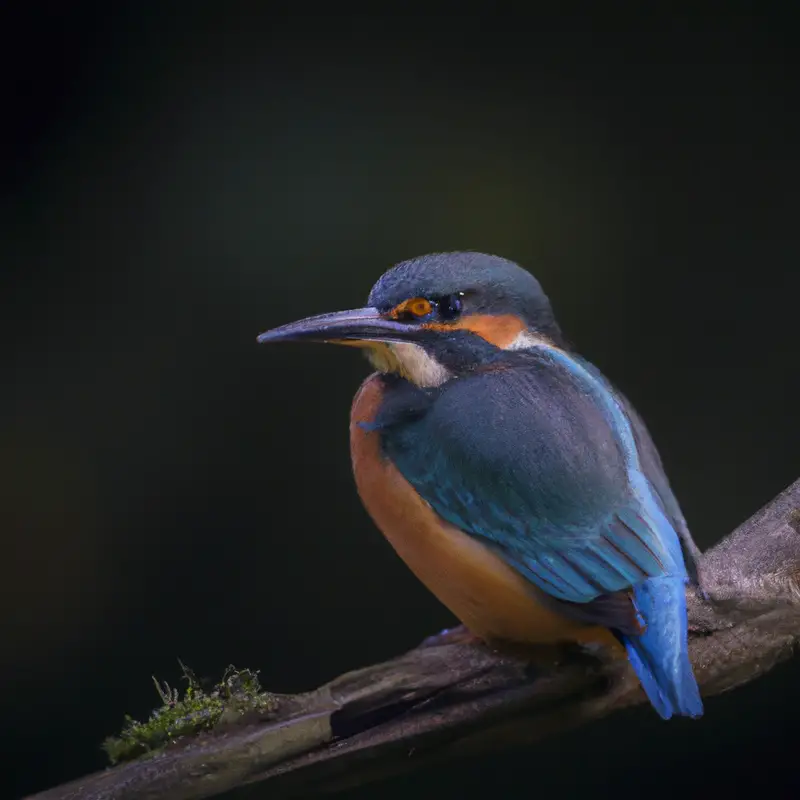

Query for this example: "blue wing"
[580,361,702,583]
[378,346,702,718]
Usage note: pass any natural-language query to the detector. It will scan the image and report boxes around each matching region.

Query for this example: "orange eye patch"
[388,297,434,320]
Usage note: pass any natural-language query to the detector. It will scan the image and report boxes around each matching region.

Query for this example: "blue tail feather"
[621,576,703,719]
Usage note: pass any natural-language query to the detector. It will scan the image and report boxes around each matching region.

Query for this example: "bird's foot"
[478,633,622,674]
[480,638,574,668]
[419,625,483,649]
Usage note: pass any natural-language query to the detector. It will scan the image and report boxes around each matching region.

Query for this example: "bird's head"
[257,252,563,387]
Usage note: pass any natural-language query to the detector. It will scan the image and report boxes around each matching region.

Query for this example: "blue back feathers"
[376,346,703,719]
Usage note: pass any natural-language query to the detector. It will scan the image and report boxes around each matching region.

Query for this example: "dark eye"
[436,293,464,320]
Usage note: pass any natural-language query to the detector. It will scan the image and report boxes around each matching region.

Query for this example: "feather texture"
[378,345,703,718]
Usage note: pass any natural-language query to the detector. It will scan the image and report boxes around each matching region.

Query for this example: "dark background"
[3,5,799,798]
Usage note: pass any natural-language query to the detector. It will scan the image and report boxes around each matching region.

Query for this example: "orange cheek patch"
[439,314,527,348]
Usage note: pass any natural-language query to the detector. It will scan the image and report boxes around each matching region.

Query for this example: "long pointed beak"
[256,307,419,345]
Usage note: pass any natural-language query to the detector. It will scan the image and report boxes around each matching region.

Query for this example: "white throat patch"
[366,328,549,388]
[367,342,451,388]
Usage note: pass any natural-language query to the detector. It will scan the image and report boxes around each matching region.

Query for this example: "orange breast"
[349,373,614,646]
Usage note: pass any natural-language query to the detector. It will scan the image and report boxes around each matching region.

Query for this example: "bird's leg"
[481,627,625,672]
[481,637,580,669]
[419,625,484,648]
[418,627,569,672]
[418,627,573,677]
[419,626,622,675]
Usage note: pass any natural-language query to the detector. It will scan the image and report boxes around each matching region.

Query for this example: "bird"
[257,251,704,720]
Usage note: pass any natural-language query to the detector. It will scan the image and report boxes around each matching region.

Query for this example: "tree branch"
[27,478,800,800]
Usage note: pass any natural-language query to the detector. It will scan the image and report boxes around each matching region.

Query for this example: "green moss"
[102,661,278,765]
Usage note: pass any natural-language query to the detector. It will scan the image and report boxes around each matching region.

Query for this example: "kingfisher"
[257,252,703,719]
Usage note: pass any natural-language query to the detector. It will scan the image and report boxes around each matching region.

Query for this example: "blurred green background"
[2,6,799,798]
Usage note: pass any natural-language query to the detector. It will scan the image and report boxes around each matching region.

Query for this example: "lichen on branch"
[102,663,278,765]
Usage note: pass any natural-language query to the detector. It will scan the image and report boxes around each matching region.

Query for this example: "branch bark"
[27,478,800,800]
